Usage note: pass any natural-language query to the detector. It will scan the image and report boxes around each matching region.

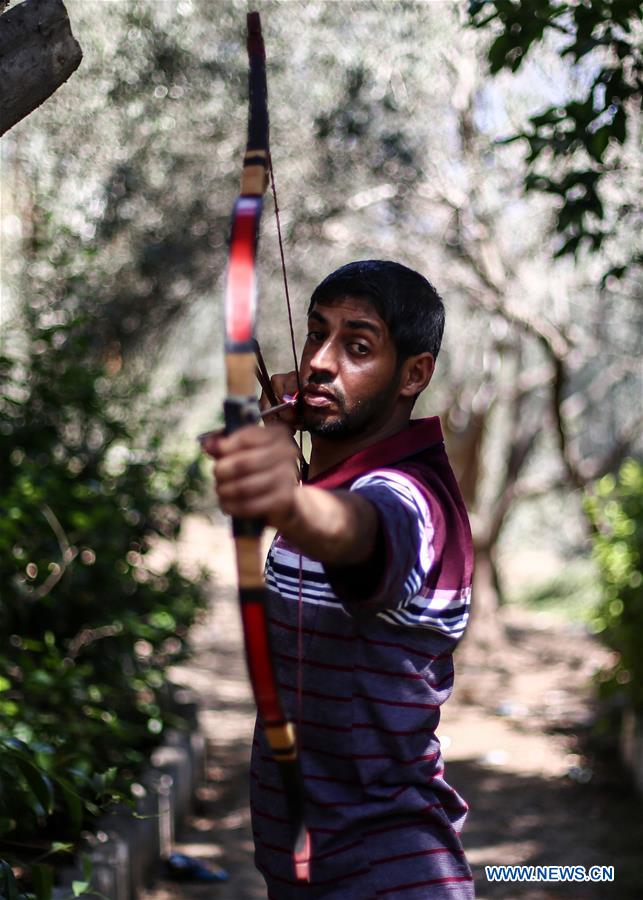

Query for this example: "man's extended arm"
[202,423,380,565]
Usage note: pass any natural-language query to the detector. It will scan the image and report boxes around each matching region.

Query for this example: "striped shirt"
[251,417,475,898]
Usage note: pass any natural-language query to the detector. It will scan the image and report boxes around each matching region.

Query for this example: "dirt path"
[443,612,643,898]
[142,516,643,900]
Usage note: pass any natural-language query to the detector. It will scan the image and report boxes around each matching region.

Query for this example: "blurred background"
[1,0,641,897]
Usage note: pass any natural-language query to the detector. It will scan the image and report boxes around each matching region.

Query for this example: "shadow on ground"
[450,757,643,899]
[142,517,643,900]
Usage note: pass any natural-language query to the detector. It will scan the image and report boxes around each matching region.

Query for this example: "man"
[204,260,474,898]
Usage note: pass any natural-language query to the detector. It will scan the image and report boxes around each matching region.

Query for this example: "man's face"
[299,296,401,439]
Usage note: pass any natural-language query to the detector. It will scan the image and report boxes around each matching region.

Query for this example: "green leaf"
[31,864,53,900]
[488,33,510,73]
[58,778,84,832]
[10,754,55,815]
[0,860,19,900]
[72,880,91,897]
[612,105,626,143]
[0,817,15,836]
[589,126,610,162]
[48,842,75,856]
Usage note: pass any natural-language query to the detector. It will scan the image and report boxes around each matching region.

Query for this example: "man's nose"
[309,338,338,376]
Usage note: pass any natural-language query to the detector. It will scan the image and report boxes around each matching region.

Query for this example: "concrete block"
[53,687,203,898]
[190,730,206,793]
[151,736,192,826]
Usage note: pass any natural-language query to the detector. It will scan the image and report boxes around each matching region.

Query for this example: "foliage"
[2,0,639,643]
[0,847,98,900]
[585,459,643,710]
[509,561,601,624]
[3,0,475,371]
[0,301,209,889]
[468,0,642,278]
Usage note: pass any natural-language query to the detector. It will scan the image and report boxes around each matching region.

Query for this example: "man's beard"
[302,377,401,440]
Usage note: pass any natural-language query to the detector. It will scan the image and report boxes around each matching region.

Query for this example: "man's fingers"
[262,400,298,429]
[214,439,298,483]
[270,370,299,399]
[206,421,299,526]
[198,428,224,456]
[224,422,293,453]
[258,371,299,414]
[201,423,273,458]
[217,469,292,508]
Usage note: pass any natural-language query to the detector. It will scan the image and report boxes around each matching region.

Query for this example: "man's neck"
[308,412,411,479]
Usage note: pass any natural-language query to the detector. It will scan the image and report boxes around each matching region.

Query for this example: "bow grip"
[223,394,264,540]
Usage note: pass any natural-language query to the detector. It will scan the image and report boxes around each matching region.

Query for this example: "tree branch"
[0,0,82,135]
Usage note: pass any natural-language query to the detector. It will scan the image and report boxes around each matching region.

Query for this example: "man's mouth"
[302,386,338,409]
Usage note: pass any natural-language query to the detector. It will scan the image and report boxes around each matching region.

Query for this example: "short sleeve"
[324,468,431,610]
[324,468,470,639]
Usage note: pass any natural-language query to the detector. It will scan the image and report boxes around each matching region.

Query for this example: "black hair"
[308,260,445,362]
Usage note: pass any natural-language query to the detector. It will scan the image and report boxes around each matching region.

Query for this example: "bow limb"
[253,338,280,408]
[222,11,310,883]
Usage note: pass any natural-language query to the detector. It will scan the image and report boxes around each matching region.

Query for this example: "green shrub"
[0,307,209,876]
[585,459,643,710]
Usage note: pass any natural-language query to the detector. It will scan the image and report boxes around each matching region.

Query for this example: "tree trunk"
[459,543,507,668]
[442,404,507,653]
[0,0,82,136]
[442,406,486,510]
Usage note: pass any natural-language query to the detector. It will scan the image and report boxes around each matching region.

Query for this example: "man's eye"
[307,331,324,342]
[351,342,370,355]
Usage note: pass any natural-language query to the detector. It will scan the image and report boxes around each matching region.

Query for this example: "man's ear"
[398,352,435,399]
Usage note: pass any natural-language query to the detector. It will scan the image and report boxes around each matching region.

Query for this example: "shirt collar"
[309,416,443,490]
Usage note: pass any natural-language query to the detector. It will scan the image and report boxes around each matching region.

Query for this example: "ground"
[141,516,643,900]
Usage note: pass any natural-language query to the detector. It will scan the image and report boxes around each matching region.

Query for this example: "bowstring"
[268,153,306,753]
[268,154,301,399]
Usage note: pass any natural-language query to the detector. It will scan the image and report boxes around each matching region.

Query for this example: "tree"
[3,0,641,653]
[585,459,643,712]
[416,26,642,645]
[0,0,82,135]
[1,5,209,887]
[468,0,642,285]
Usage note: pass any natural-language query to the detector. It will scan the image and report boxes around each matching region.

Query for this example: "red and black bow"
[222,11,310,883]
